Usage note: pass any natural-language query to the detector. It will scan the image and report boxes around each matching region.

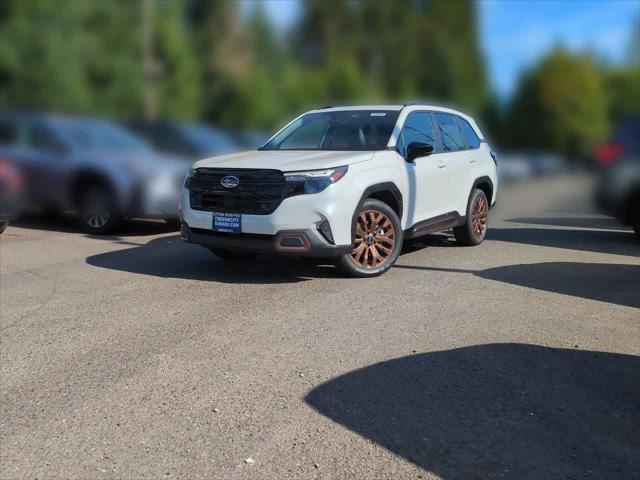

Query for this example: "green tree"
[0,0,94,112]
[604,68,640,123]
[506,49,609,162]
[82,0,143,117]
[154,0,202,120]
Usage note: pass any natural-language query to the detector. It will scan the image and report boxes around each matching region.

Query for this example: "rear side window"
[435,113,464,152]
[397,112,437,157]
[458,117,481,149]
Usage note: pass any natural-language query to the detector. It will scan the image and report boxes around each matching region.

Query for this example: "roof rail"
[316,105,333,109]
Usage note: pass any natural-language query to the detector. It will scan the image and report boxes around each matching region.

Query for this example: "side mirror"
[406,142,434,161]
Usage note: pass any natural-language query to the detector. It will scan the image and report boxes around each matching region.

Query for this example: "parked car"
[127,120,240,159]
[0,157,22,234]
[0,113,188,234]
[594,113,640,238]
[180,104,498,277]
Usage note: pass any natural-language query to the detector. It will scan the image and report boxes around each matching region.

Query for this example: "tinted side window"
[398,112,436,157]
[435,113,464,152]
[459,117,481,149]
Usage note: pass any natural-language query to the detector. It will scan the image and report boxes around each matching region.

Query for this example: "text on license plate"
[212,212,241,233]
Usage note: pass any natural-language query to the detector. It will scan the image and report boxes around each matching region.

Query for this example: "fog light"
[274,232,311,252]
[318,221,334,244]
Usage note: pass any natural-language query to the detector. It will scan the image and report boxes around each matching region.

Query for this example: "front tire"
[454,188,489,246]
[78,185,124,234]
[335,198,402,278]
[0,221,8,234]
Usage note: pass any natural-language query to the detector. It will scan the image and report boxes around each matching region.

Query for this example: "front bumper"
[178,174,362,256]
[179,173,363,244]
[182,224,352,257]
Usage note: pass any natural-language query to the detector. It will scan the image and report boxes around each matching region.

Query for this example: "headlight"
[184,167,196,188]
[284,166,348,195]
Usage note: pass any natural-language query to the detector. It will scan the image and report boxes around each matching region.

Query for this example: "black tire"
[77,184,124,234]
[335,198,403,278]
[208,247,259,261]
[0,221,8,234]
[454,188,489,246]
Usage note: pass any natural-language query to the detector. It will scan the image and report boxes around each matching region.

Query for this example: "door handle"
[469,158,478,164]
[437,162,446,169]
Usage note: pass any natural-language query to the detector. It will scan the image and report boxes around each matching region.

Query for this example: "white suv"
[179,105,497,277]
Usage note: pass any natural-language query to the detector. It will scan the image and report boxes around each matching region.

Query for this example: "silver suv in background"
[0,113,189,234]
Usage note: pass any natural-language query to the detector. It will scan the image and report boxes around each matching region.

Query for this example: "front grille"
[189,168,291,215]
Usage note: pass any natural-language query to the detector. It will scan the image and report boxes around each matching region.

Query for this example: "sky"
[254,0,639,99]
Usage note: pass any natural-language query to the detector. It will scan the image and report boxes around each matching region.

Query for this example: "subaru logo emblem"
[221,175,239,188]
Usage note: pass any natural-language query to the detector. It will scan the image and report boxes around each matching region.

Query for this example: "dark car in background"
[594,113,640,238]
[0,113,188,234]
[127,120,240,159]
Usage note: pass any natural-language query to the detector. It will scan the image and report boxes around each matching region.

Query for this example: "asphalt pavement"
[1,174,638,479]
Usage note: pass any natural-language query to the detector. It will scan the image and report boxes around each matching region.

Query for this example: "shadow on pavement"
[11,213,178,237]
[306,343,640,480]
[396,262,640,308]
[487,227,639,257]
[506,216,627,231]
[85,235,340,284]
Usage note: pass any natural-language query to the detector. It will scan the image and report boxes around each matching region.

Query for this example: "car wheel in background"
[335,198,403,278]
[0,221,8,234]
[78,184,123,235]
[454,188,488,246]
[208,247,259,261]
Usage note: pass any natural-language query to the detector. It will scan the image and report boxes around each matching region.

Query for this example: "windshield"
[262,110,400,151]
[54,118,152,153]
[179,124,238,155]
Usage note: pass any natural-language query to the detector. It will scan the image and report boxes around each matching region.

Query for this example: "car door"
[397,111,448,226]
[17,119,70,208]
[434,113,468,216]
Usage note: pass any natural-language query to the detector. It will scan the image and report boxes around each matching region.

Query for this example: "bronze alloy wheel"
[350,209,396,268]
[471,195,488,239]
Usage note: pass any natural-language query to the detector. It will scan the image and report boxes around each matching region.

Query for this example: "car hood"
[192,150,375,172]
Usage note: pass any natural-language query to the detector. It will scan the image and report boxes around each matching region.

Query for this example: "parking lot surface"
[1,175,638,479]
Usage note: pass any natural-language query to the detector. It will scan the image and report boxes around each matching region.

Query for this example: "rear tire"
[454,188,489,246]
[78,184,124,234]
[208,247,259,261]
[335,198,402,278]
[0,221,7,234]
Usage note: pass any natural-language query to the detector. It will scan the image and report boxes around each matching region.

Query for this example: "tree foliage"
[0,0,636,154]
[506,49,610,161]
